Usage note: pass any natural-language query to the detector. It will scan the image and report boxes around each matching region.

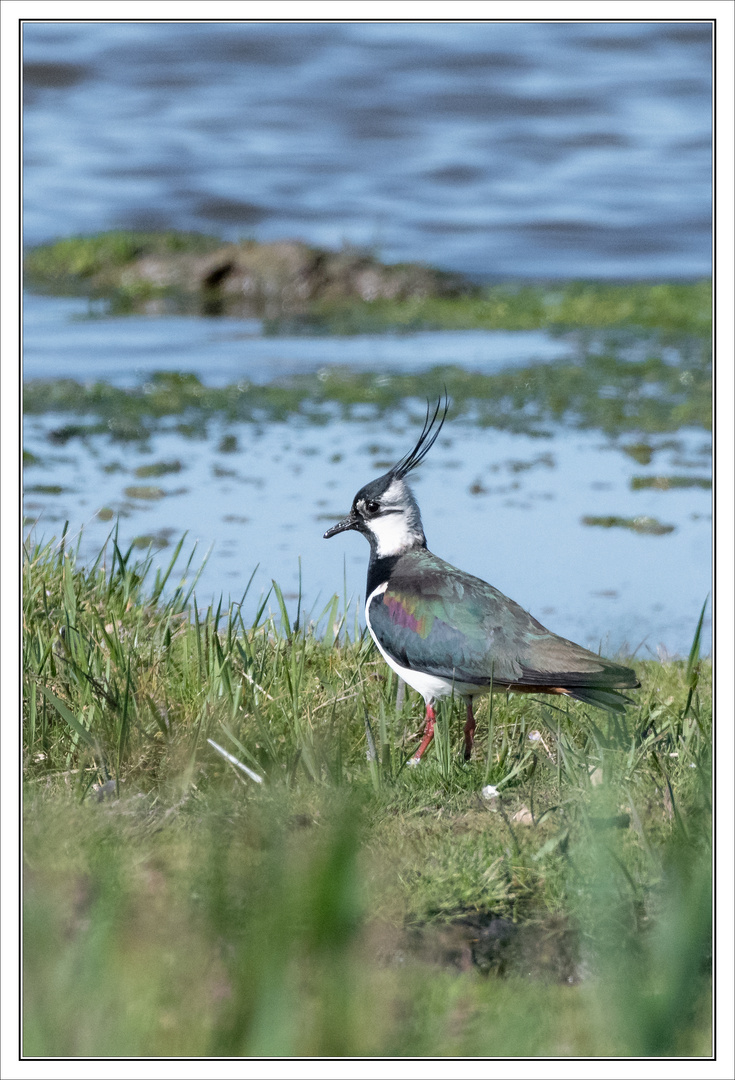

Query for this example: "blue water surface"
[23,20,711,279]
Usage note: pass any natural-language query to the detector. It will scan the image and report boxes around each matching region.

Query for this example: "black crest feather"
[390,395,449,480]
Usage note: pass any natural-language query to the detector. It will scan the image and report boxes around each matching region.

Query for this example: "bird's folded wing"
[369,569,637,690]
[368,583,517,684]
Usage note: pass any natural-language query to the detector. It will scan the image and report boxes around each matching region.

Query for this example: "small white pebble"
[482,784,499,799]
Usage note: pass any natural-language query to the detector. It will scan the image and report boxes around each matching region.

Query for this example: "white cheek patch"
[371,512,418,557]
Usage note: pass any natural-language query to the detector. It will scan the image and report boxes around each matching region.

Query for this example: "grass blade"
[207,738,263,783]
[39,685,96,749]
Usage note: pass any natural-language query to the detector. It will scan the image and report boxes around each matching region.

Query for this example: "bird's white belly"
[365,584,489,703]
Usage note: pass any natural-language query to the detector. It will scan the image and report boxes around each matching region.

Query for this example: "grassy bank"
[24,231,711,337]
[23,531,711,1056]
[309,279,712,339]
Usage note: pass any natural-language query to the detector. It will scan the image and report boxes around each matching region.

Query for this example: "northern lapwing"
[324,399,640,764]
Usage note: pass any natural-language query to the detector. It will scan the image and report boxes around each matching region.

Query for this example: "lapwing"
[324,398,640,764]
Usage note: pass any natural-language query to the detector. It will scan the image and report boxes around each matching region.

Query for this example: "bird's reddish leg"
[409,703,436,764]
[463,699,476,761]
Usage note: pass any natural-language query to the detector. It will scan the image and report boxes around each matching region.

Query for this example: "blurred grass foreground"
[22,529,712,1057]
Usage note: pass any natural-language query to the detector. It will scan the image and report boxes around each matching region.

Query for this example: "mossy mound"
[25,230,711,337]
[24,230,469,314]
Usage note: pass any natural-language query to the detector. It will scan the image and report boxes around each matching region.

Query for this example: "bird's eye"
[366,500,380,515]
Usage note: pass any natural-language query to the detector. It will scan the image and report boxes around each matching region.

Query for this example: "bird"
[323,397,640,765]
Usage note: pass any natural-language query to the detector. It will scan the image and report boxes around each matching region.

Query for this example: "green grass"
[23,530,711,1057]
[24,229,222,286]
[310,279,712,339]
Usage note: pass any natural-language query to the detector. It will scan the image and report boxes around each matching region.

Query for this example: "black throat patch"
[366,551,403,599]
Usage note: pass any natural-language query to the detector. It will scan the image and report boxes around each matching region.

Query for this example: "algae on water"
[582,514,675,536]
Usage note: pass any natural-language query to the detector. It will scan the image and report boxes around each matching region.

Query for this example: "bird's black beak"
[323,511,360,539]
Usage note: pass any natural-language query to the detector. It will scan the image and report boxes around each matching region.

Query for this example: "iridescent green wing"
[369,549,637,689]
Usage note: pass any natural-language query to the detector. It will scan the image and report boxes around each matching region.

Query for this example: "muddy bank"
[24,231,471,316]
[24,231,712,338]
[363,911,581,983]
[403,911,581,982]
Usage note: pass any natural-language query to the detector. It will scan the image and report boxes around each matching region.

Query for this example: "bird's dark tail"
[567,686,637,714]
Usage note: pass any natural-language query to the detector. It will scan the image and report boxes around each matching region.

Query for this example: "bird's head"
[323,397,448,558]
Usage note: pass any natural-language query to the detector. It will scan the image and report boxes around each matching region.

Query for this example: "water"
[22,294,574,387]
[23,21,711,279]
[23,409,711,656]
[22,21,712,655]
[23,295,711,656]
